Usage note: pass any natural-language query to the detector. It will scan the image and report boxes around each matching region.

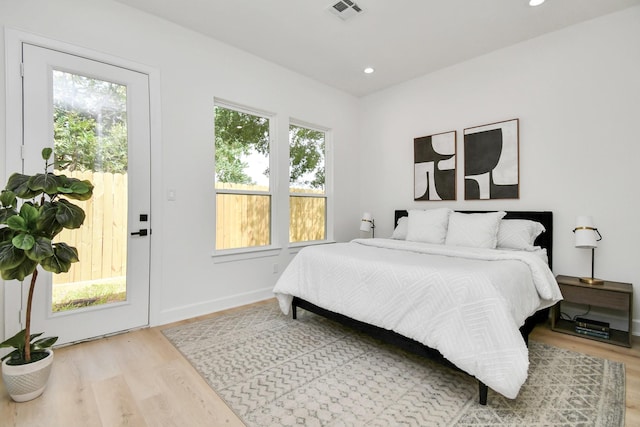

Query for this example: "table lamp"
[360,212,375,237]
[573,215,603,285]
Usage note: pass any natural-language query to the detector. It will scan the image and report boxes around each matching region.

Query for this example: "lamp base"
[579,277,604,285]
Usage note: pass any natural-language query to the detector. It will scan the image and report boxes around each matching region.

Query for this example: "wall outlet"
[273,263,279,274]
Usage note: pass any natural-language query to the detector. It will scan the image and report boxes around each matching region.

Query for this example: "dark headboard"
[394,210,553,270]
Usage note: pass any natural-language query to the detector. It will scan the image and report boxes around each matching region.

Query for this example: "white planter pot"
[2,349,54,402]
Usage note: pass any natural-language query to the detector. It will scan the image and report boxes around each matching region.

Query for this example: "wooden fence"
[216,183,326,249]
[53,170,128,285]
[289,195,326,243]
[53,176,326,283]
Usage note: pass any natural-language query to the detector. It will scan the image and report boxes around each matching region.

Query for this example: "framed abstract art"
[463,119,519,200]
[414,131,456,201]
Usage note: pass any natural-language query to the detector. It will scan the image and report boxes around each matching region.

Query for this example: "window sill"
[288,240,336,254]
[212,246,282,263]
[211,240,336,262]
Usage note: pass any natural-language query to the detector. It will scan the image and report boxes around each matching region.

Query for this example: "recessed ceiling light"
[363,67,375,74]
[529,0,545,6]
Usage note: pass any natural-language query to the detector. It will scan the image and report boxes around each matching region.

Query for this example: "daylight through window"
[215,103,272,250]
[289,123,326,243]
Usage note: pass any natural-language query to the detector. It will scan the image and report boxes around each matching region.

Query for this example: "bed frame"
[291,210,553,405]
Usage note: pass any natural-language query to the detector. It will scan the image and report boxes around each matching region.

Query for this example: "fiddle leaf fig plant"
[0,148,93,364]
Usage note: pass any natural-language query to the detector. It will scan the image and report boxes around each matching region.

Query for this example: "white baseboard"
[152,287,275,327]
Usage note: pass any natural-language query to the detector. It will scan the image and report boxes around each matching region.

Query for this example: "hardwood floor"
[1,299,638,426]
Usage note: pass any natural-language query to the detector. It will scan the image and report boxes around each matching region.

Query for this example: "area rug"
[162,301,625,426]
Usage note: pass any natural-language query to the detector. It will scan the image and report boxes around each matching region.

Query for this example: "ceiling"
[115,0,640,97]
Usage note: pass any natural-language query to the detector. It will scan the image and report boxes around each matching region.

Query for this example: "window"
[214,102,273,250]
[289,123,327,243]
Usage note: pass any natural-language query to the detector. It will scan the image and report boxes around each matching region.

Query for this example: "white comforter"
[273,238,563,399]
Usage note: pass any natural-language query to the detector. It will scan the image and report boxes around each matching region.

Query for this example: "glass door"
[18,43,151,345]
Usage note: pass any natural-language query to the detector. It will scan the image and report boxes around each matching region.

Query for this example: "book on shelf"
[575,326,610,339]
[574,317,610,333]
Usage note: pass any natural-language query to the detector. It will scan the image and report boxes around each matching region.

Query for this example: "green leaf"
[51,242,79,264]
[41,147,53,160]
[12,233,35,251]
[29,332,44,341]
[68,180,92,194]
[55,199,86,229]
[0,207,18,224]
[6,173,40,199]
[40,254,63,274]
[0,227,14,241]
[40,243,79,273]
[60,179,94,201]
[0,190,17,208]
[0,258,37,281]
[32,336,58,350]
[0,240,25,270]
[40,254,70,274]
[25,236,54,261]
[28,332,44,342]
[19,203,39,229]
[6,215,27,232]
[0,330,57,363]
[37,202,64,238]
[0,349,21,362]
[0,329,27,350]
[28,173,60,195]
[56,186,73,194]
[8,203,39,234]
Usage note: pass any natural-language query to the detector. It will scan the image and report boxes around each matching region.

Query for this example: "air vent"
[328,1,364,21]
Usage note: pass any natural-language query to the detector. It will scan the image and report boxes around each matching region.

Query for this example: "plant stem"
[24,268,38,362]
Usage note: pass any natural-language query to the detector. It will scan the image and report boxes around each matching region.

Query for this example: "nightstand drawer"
[560,284,629,310]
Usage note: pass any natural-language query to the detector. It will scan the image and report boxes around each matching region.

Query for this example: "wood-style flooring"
[1,299,638,426]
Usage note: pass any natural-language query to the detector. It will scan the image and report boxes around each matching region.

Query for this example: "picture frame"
[414,130,456,201]
[463,119,519,200]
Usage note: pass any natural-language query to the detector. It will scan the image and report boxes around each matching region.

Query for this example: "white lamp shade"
[574,215,598,248]
[360,212,372,232]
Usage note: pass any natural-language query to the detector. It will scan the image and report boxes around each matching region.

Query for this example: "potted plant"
[0,147,93,402]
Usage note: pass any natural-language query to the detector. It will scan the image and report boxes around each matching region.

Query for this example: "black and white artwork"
[464,119,519,200]
[414,131,456,201]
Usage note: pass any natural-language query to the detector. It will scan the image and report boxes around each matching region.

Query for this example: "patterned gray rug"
[162,301,625,426]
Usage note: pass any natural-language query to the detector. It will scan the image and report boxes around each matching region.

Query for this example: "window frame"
[288,119,332,246]
[213,99,278,257]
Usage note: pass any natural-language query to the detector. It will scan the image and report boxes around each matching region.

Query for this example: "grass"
[51,277,127,313]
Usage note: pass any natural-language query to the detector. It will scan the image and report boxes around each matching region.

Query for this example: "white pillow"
[445,211,506,249]
[497,219,545,251]
[405,208,452,244]
[391,216,408,240]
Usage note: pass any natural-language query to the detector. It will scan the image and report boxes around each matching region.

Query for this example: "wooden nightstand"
[551,275,633,347]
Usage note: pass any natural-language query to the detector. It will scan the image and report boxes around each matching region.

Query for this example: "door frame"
[3,28,163,341]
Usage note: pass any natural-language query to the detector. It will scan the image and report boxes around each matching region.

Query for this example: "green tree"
[53,108,97,172]
[289,126,325,189]
[52,71,128,174]
[214,106,269,185]
[214,106,326,189]
[95,121,128,173]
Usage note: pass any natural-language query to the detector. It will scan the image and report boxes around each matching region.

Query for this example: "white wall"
[0,0,362,341]
[359,6,640,333]
[3,1,639,344]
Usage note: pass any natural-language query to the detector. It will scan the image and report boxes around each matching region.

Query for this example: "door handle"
[130,229,148,236]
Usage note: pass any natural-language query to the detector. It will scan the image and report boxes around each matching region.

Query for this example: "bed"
[273,210,562,405]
